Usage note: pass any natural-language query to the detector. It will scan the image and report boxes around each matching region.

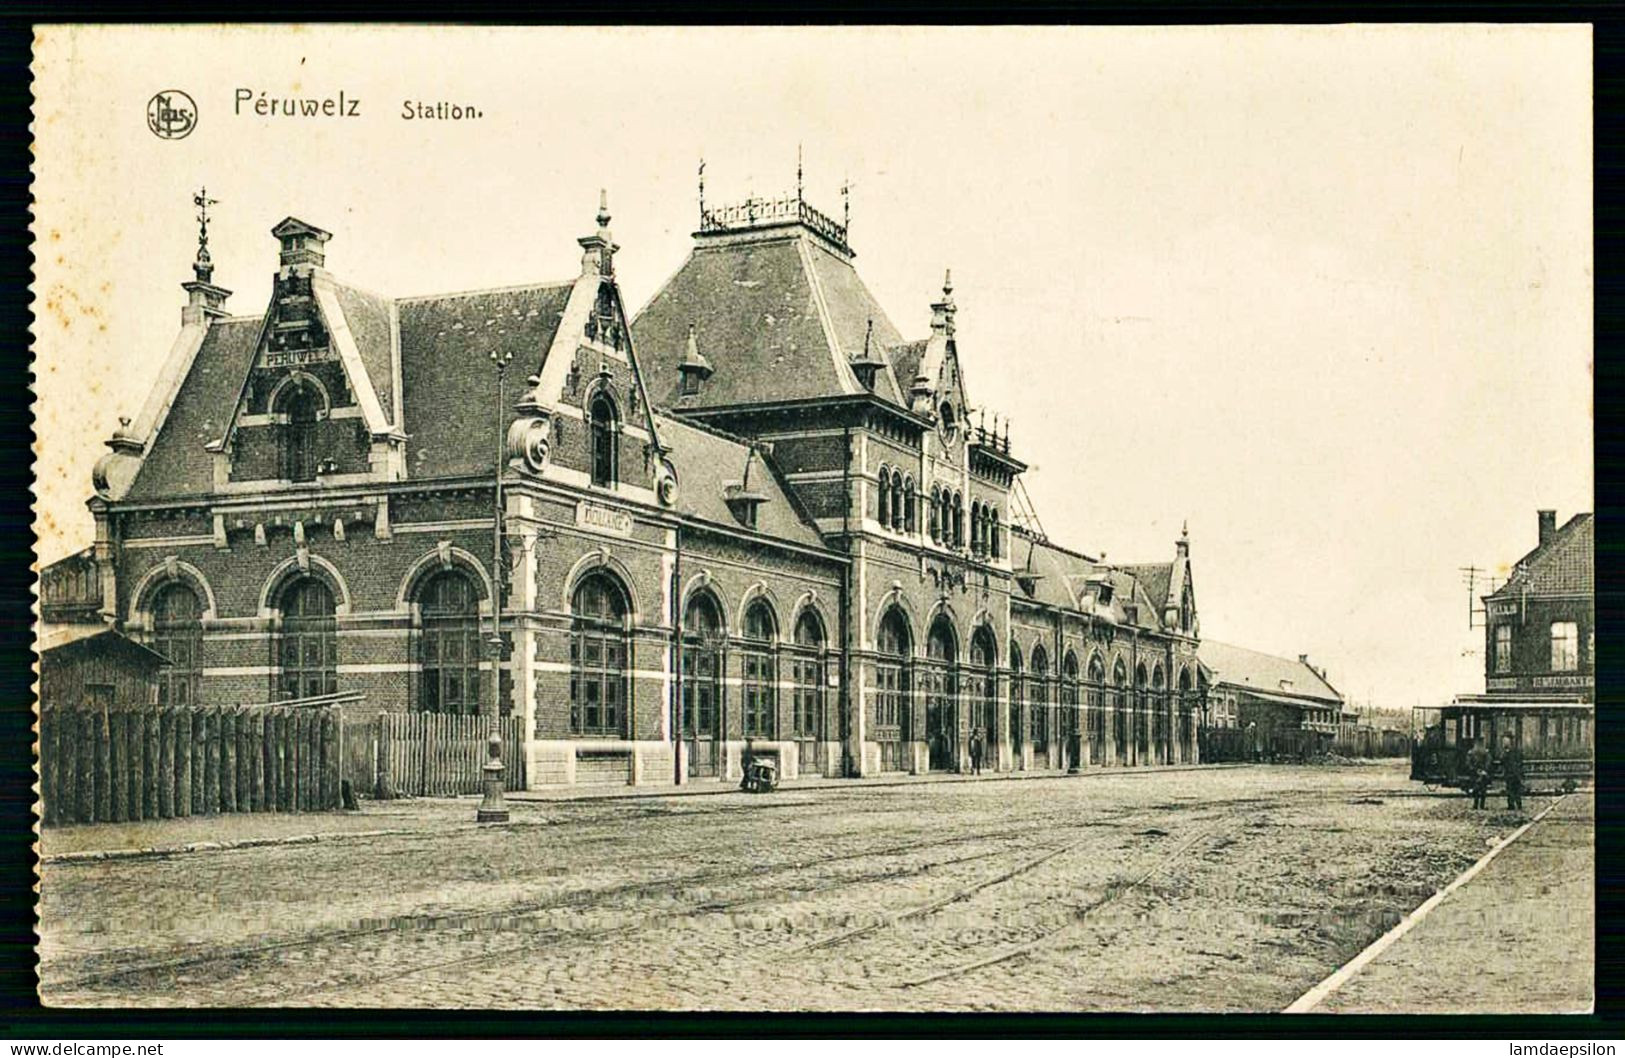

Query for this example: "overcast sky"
[32,24,1592,711]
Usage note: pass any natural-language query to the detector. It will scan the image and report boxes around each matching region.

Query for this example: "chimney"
[1538,509,1557,547]
[271,217,332,274]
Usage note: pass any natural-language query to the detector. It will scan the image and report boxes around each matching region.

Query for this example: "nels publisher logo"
[146,89,197,140]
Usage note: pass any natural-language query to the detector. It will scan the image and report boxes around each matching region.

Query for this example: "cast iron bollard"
[477,729,510,823]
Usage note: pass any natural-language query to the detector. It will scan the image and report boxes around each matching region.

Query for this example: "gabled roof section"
[655,413,829,550]
[631,228,908,410]
[1121,563,1173,610]
[1198,639,1344,705]
[398,281,575,479]
[329,280,398,427]
[1488,513,1593,599]
[125,317,262,500]
[887,338,929,394]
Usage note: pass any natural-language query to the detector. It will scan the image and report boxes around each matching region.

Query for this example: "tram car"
[1411,695,1592,793]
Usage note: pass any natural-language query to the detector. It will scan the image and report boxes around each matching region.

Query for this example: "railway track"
[42,783,1407,1007]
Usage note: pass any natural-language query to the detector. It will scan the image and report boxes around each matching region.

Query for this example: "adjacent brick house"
[1481,510,1594,702]
[50,185,1203,787]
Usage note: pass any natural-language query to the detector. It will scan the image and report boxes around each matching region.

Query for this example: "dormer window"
[939,401,957,441]
[276,382,323,483]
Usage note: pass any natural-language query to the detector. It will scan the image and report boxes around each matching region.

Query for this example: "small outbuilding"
[38,623,169,710]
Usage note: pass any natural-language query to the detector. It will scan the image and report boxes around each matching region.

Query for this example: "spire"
[181,187,231,325]
[931,267,957,337]
[578,188,619,277]
[1177,520,1190,558]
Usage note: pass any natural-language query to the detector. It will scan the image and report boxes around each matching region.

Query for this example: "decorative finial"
[698,157,706,221]
[191,186,219,282]
[943,268,953,299]
[864,317,873,357]
[118,416,131,429]
[797,144,804,203]
[596,188,611,230]
[841,177,850,231]
[1182,519,1189,540]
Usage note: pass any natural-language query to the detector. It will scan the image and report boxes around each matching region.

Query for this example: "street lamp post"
[488,347,515,720]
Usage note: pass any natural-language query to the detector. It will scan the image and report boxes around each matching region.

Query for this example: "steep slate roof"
[1198,639,1343,706]
[330,280,398,424]
[1121,563,1173,610]
[887,338,929,391]
[398,282,574,479]
[1488,513,1593,599]
[631,230,907,409]
[1010,532,1168,632]
[654,413,827,549]
[126,317,262,501]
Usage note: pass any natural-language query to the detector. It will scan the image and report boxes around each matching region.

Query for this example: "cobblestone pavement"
[1319,791,1593,1014]
[39,762,1576,1011]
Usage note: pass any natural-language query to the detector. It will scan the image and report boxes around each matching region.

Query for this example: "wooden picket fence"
[378,712,526,798]
[39,701,345,826]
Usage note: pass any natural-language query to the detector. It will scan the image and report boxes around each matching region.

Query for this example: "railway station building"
[45,183,1204,787]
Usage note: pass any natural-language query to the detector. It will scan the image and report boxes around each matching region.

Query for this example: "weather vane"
[192,186,218,264]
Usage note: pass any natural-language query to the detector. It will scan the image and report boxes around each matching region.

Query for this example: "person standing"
[968,727,985,776]
[1501,733,1525,811]
[1464,737,1491,810]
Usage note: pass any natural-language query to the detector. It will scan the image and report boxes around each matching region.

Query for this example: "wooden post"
[320,709,337,808]
[309,709,322,808]
[274,709,289,812]
[157,710,174,818]
[236,709,251,811]
[143,710,160,819]
[39,709,55,827]
[94,709,112,823]
[201,708,219,814]
[248,710,264,812]
[289,709,304,812]
[128,709,145,821]
[179,709,195,817]
[220,709,238,814]
[76,710,94,824]
[375,711,390,800]
[109,710,128,823]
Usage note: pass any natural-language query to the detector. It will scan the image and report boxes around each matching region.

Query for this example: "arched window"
[681,590,724,773]
[904,475,916,533]
[741,600,778,738]
[1152,663,1167,762]
[953,492,965,548]
[925,615,958,771]
[970,501,983,555]
[152,582,202,708]
[276,577,336,700]
[1113,658,1129,760]
[1177,667,1194,757]
[989,508,1001,560]
[1029,644,1049,748]
[1008,644,1025,759]
[791,610,825,744]
[277,383,322,483]
[590,394,619,488]
[877,465,891,527]
[929,486,941,542]
[891,471,905,532]
[1135,662,1150,759]
[970,626,998,750]
[571,572,628,735]
[875,607,912,772]
[1087,654,1107,761]
[1061,650,1080,756]
[416,570,481,715]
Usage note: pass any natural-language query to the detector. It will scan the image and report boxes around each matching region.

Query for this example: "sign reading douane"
[576,501,633,537]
